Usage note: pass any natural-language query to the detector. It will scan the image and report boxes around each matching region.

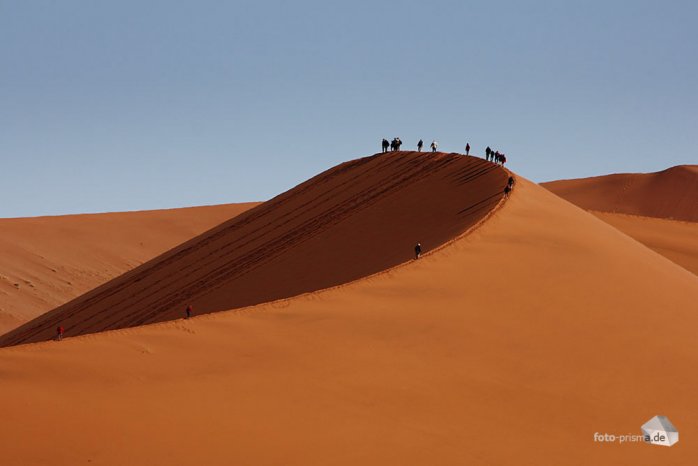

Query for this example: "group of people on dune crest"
[382,138,440,153]
[485,146,507,166]
[382,138,403,152]
[380,138,508,166]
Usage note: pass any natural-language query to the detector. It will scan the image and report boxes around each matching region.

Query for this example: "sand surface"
[0,203,258,334]
[542,166,697,275]
[1,162,697,465]
[1,152,507,346]
[542,165,698,221]
[592,212,698,275]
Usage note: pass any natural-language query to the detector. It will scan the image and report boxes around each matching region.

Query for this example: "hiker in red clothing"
[186,305,193,319]
[56,326,64,341]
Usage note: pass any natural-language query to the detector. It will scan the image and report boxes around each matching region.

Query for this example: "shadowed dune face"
[542,165,698,222]
[0,203,258,334]
[0,152,508,346]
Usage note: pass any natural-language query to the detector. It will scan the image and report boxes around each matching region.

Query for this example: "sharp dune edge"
[543,165,698,275]
[0,203,259,334]
[2,154,698,465]
[0,151,507,346]
[591,212,698,275]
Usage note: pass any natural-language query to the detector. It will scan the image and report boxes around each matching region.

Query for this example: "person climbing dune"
[56,326,64,341]
[504,176,515,197]
[417,139,424,152]
[430,140,438,152]
[381,138,389,153]
[465,143,470,155]
[186,304,193,319]
[415,242,422,259]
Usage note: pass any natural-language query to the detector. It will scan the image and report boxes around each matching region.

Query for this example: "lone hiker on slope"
[415,242,422,259]
[56,326,64,341]
[186,305,193,319]
[417,139,424,152]
[465,143,470,155]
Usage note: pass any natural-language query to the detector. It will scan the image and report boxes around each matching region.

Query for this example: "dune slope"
[542,165,698,221]
[1,176,697,465]
[0,203,258,334]
[0,152,508,346]
[592,212,698,275]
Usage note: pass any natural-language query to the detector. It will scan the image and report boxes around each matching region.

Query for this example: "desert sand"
[543,165,698,275]
[1,152,507,346]
[1,153,697,465]
[542,165,698,222]
[592,212,698,275]
[0,203,258,334]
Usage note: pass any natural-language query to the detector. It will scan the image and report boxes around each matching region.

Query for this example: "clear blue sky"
[2,0,696,217]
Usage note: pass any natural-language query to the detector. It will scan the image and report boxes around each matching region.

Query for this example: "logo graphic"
[641,415,679,447]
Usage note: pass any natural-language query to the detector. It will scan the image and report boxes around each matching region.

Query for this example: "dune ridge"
[0,151,508,346]
[542,165,698,274]
[0,203,258,334]
[589,211,698,275]
[542,165,698,222]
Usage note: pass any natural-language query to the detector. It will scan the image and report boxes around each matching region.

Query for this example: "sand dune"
[0,151,507,346]
[0,203,258,334]
[542,166,697,275]
[592,212,698,275]
[1,169,697,465]
[542,165,698,222]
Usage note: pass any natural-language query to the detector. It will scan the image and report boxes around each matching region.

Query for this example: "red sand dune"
[1,168,697,465]
[592,212,698,275]
[542,165,698,275]
[0,203,258,334]
[542,165,698,221]
[0,152,508,346]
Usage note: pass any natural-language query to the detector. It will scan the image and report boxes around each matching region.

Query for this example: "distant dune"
[0,203,258,334]
[542,165,698,275]
[0,152,508,346]
[592,212,698,275]
[542,165,698,222]
[1,165,697,465]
